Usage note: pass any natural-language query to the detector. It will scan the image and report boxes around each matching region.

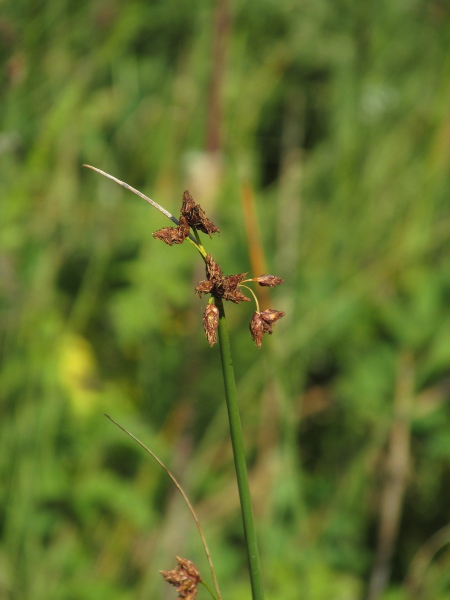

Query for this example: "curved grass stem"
[82,164,201,248]
[104,414,222,600]
[239,284,260,313]
[214,297,265,600]
[192,226,208,258]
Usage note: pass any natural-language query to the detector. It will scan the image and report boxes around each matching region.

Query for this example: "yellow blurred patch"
[58,334,102,418]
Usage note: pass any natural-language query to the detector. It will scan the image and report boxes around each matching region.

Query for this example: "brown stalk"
[205,0,230,153]
[367,354,415,600]
[240,180,270,309]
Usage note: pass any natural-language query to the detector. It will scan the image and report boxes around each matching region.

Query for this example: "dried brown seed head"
[153,188,219,246]
[153,215,190,246]
[249,312,265,348]
[218,273,250,304]
[205,254,223,282]
[203,304,220,347]
[249,309,285,347]
[195,279,214,297]
[223,273,248,288]
[195,213,220,236]
[197,255,250,303]
[181,190,196,215]
[260,308,285,324]
[255,274,284,287]
[177,557,201,580]
[222,289,251,304]
[181,190,220,236]
[160,556,202,600]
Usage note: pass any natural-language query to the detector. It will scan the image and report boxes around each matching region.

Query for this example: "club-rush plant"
[84,165,285,600]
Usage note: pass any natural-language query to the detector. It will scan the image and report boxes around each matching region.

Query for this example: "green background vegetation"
[2,0,450,598]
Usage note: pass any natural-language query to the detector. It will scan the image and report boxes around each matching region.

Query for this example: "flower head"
[249,309,285,348]
[181,191,220,236]
[152,215,190,246]
[255,274,284,287]
[195,254,250,304]
[203,304,220,347]
[153,191,219,246]
[160,556,202,600]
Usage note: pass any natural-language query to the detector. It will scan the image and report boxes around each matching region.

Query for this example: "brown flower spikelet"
[195,280,214,296]
[255,274,284,287]
[218,273,250,303]
[203,304,220,347]
[260,308,285,324]
[249,312,266,348]
[181,191,220,236]
[196,254,250,304]
[153,190,218,246]
[160,556,202,600]
[195,255,222,297]
[153,215,190,246]
[205,254,223,281]
[249,309,285,347]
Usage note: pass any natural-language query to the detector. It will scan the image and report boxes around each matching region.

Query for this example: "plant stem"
[104,415,222,600]
[82,165,201,246]
[84,165,264,597]
[214,297,265,600]
[239,284,260,313]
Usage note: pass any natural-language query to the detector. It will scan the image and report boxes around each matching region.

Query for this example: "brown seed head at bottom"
[160,556,202,600]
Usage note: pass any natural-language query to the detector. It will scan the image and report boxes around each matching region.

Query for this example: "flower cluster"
[160,556,202,600]
[152,190,285,348]
[153,190,219,245]
[195,254,250,304]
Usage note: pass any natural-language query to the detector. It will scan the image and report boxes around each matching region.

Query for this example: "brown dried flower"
[255,274,284,287]
[260,308,285,324]
[181,190,220,236]
[205,254,223,281]
[160,556,202,600]
[153,190,219,246]
[195,254,250,304]
[195,279,214,296]
[153,215,190,246]
[249,309,285,348]
[218,273,250,303]
[249,312,265,348]
[203,304,220,347]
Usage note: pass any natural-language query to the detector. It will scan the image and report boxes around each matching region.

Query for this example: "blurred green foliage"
[2,0,450,599]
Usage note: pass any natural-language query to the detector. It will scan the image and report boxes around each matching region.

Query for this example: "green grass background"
[2,1,450,598]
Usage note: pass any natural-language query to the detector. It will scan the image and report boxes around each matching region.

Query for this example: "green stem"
[239,284,260,313]
[214,297,265,600]
[201,579,218,600]
[191,226,207,258]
